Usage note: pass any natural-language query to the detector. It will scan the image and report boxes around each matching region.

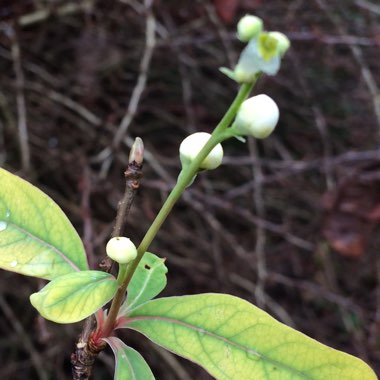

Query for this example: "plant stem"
[101,81,255,336]
[100,138,144,273]
[71,138,144,376]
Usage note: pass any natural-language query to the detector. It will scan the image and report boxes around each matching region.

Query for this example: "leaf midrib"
[127,315,314,380]
[8,221,81,272]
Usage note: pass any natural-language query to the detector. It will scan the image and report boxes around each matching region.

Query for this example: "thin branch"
[0,295,48,380]
[18,0,94,27]
[160,11,196,133]
[80,166,95,269]
[249,139,267,309]
[289,51,334,190]
[355,0,380,15]
[9,24,30,172]
[22,78,170,184]
[0,91,16,166]
[112,138,144,238]
[203,0,236,68]
[70,316,100,380]
[71,138,144,380]
[229,273,295,327]
[112,1,155,147]
[369,256,380,349]
[98,0,156,178]
[315,0,380,145]
[150,342,194,380]
[191,189,315,251]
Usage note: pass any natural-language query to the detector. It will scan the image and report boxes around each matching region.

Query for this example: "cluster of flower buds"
[221,14,290,83]
[179,15,288,172]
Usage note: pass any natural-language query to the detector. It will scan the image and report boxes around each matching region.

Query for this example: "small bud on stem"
[233,94,279,139]
[237,15,263,42]
[106,237,138,264]
[179,132,223,171]
[129,137,144,165]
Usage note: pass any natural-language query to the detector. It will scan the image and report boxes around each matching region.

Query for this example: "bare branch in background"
[249,139,268,308]
[17,1,95,27]
[316,0,380,145]
[9,24,30,172]
[97,0,156,179]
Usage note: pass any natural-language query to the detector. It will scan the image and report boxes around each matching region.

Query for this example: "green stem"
[116,264,128,285]
[101,81,255,336]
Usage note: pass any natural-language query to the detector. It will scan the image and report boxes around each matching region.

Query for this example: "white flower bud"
[106,237,137,264]
[234,94,279,139]
[268,31,290,56]
[179,132,223,170]
[237,15,263,42]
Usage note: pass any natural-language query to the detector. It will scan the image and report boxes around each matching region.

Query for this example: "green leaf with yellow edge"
[120,252,167,314]
[30,271,118,323]
[0,168,88,280]
[123,294,377,380]
[104,337,155,380]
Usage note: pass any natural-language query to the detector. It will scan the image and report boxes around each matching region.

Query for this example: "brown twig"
[203,0,236,68]
[80,166,95,269]
[289,51,334,190]
[71,138,144,380]
[249,139,268,309]
[97,0,156,178]
[0,295,48,380]
[355,0,380,15]
[112,139,144,237]
[100,137,144,273]
[148,341,193,380]
[315,0,380,144]
[70,316,102,380]
[17,0,94,27]
[9,23,30,173]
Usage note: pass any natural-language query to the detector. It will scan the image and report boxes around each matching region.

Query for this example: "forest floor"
[0,0,379,379]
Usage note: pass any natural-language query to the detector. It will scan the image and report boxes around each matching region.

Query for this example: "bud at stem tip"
[129,137,144,165]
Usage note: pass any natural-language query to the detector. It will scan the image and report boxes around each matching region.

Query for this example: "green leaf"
[30,271,118,323]
[124,294,377,380]
[0,168,88,280]
[104,337,155,380]
[120,252,167,314]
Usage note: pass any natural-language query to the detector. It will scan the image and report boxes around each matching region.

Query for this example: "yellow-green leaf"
[125,294,377,380]
[0,168,88,280]
[30,271,118,323]
[104,337,155,380]
[120,252,167,314]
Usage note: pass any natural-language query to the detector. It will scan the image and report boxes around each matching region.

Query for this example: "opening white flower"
[106,237,137,264]
[179,132,223,170]
[234,94,279,139]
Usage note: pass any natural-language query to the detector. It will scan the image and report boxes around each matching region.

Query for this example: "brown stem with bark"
[71,137,144,380]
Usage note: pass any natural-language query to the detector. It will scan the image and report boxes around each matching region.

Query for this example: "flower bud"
[237,15,263,42]
[106,237,137,264]
[268,31,290,56]
[234,94,279,139]
[179,132,223,170]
